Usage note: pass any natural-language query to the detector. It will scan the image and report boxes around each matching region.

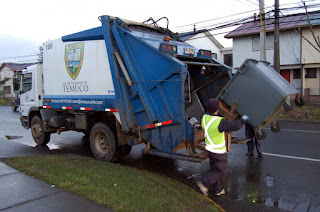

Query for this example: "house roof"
[178,29,207,41]
[225,11,320,38]
[178,29,224,49]
[0,62,35,72]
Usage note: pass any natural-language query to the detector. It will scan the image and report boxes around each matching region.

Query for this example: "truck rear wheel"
[31,116,50,145]
[90,122,120,162]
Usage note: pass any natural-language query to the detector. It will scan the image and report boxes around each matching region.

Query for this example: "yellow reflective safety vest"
[201,114,226,154]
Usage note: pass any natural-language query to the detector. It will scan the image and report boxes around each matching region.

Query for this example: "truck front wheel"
[31,116,50,145]
[90,122,120,162]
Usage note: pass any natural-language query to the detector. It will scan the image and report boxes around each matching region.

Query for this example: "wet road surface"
[1,106,320,211]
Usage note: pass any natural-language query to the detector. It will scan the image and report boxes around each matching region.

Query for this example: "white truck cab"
[19,64,44,119]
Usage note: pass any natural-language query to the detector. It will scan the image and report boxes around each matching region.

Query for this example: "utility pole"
[274,0,280,73]
[259,0,266,61]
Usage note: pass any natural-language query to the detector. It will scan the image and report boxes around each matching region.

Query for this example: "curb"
[278,118,320,123]
[134,167,225,212]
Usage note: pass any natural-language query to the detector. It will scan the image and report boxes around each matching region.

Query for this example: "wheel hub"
[32,124,41,139]
[95,133,109,153]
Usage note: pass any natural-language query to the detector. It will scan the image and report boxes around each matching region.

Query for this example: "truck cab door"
[19,72,35,116]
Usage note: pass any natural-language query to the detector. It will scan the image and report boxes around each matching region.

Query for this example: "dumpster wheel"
[256,128,267,140]
[295,96,305,107]
[271,122,280,133]
[283,98,294,111]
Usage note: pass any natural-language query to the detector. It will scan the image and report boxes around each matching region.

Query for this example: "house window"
[293,69,301,79]
[305,68,316,78]
[252,35,274,51]
[212,53,217,59]
[3,86,11,94]
[224,54,233,67]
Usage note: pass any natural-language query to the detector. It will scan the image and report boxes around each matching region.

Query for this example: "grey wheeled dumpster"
[217,59,301,139]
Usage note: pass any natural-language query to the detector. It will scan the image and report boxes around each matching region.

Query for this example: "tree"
[0,77,10,98]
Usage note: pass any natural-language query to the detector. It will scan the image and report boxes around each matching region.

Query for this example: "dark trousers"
[245,123,262,154]
[247,137,262,154]
[201,152,228,192]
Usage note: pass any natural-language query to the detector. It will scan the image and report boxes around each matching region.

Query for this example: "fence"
[304,88,320,104]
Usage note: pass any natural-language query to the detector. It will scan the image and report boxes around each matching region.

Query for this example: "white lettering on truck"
[62,81,89,93]
[63,84,89,92]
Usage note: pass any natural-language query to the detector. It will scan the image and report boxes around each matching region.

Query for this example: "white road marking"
[264,152,320,162]
[265,128,320,134]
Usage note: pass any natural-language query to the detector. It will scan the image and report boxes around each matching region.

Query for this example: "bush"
[280,105,320,120]
[0,98,12,106]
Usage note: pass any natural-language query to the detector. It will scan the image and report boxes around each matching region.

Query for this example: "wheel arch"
[27,107,41,128]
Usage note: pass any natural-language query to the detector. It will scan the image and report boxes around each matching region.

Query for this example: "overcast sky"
[0,0,313,63]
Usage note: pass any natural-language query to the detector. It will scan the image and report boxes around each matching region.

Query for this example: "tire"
[89,122,120,162]
[256,128,267,140]
[271,123,280,133]
[11,103,17,112]
[30,116,50,145]
[295,96,305,107]
[283,101,294,111]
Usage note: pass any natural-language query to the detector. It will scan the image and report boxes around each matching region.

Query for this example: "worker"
[245,123,263,157]
[197,99,249,196]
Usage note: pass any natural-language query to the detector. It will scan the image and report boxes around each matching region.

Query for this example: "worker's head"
[206,99,219,115]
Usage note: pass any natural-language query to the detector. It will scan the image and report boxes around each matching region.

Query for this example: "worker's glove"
[241,115,250,122]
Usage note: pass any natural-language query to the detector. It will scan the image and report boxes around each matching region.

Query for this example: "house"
[301,15,320,102]
[220,47,233,68]
[178,29,225,62]
[225,11,320,102]
[0,63,35,98]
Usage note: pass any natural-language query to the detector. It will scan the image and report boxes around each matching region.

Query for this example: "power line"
[176,5,320,34]
[184,15,320,41]
[0,54,37,60]
[238,0,259,8]
[172,0,318,31]
[16,59,39,63]
[177,11,310,34]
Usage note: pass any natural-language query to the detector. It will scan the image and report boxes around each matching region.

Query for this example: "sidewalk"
[278,118,320,123]
[0,138,112,211]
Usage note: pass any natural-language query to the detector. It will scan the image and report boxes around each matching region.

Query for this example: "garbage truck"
[19,15,304,162]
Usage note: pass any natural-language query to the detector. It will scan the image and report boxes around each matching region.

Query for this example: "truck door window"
[21,73,32,93]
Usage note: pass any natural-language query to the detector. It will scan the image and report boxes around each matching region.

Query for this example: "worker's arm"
[218,118,245,133]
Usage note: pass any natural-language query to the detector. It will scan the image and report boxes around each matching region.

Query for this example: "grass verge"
[280,105,320,120]
[6,155,220,212]
[0,98,11,105]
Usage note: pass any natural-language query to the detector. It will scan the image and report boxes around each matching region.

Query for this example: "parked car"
[11,97,20,111]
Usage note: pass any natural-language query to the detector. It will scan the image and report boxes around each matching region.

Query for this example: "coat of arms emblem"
[64,42,84,80]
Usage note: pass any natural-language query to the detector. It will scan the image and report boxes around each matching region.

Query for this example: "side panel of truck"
[43,39,116,111]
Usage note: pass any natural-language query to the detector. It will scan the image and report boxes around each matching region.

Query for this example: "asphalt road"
[1,105,320,212]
